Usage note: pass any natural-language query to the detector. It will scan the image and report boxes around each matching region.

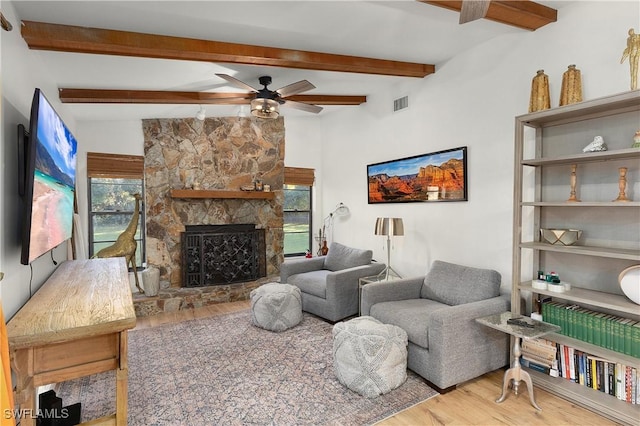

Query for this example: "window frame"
[283,167,315,258]
[86,152,145,270]
[87,177,146,269]
[283,184,313,258]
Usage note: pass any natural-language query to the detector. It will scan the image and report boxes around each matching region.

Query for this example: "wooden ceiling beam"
[22,21,434,78]
[58,88,367,106]
[419,1,557,31]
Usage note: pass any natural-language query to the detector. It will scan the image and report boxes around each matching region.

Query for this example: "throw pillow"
[323,242,372,272]
[420,260,501,305]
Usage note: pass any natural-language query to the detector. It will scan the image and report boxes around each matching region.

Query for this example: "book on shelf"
[524,339,639,404]
[520,357,557,376]
[633,321,640,358]
[521,338,557,362]
[522,352,554,368]
[541,300,639,357]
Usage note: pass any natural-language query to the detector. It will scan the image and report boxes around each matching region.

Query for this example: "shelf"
[521,147,640,167]
[522,201,640,207]
[517,89,640,127]
[519,282,640,316]
[520,242,640,261]
[527,369,640,426]
[170,189,275,200]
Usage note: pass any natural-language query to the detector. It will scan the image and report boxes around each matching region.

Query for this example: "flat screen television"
[19,88,78,265]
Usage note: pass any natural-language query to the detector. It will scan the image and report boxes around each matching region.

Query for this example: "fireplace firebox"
[181,224,266,287]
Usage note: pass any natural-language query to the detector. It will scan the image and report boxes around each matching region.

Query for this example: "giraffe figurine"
[93,193,144,293]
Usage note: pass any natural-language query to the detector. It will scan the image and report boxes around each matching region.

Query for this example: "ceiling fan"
[459,0,490,24]
[216,74,322,118]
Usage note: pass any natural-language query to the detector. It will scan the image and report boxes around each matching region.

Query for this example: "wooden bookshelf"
[512,90,640,425]
[170,189,275,200]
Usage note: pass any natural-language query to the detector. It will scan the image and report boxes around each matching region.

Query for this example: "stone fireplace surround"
[134,117,284,317]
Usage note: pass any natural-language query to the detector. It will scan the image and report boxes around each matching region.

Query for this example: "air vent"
[393,96,408,112]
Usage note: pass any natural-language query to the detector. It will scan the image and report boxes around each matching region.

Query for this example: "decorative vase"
[141,266,160,296]
[559,64,582,106]
[321,239,329,256]
[529,70,550,113]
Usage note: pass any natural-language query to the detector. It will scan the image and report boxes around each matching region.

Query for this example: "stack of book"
[541,301,640,356]
[520,337,559,376]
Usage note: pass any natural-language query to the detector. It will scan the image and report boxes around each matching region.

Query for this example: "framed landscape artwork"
[367,146,468,204]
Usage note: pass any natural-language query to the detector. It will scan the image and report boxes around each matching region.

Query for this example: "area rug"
[56,310,438,425]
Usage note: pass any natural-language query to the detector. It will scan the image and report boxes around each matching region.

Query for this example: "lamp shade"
[251,98,279,119]
[374,217,404,236]
[332,202,349,217]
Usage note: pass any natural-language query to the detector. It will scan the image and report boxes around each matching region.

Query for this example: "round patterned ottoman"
[250,283,303,332]
[332,316,408,398]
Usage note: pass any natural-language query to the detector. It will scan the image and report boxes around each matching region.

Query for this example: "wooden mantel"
[170,189,275,200]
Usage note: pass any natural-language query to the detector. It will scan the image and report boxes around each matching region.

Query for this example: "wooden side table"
[475,311,560,410]
[7,258,136,426]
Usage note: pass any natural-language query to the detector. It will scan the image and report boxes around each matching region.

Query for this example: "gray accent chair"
[280,242,386,322]
[360,260,510,392]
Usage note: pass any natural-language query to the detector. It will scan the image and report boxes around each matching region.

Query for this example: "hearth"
[181,224,266,287]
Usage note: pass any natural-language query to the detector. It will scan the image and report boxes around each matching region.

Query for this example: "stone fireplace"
[141,117,284,301]
[182,224,266,287]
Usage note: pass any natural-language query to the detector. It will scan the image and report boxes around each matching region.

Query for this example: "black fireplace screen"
[181,224,266,287]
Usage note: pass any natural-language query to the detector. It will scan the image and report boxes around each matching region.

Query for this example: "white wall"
[319,1,638,292]
[1,1,76,318]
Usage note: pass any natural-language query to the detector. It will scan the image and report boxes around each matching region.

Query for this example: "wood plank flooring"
[134,302,617,426]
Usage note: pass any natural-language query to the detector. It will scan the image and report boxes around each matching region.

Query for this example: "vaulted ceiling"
[7,0,563,120]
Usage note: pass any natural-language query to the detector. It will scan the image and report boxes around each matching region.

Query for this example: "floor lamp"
[374,217,404,280]
[317,203,350,255]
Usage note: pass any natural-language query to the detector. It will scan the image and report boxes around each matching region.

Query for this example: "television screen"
[21,89,78,264]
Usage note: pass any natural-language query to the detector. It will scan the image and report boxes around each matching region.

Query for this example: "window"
[283,184,312,257]
[87,152,145,268]
[283,167,315,257]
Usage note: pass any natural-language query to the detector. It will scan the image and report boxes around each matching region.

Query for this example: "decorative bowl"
[619,265,640,305]
[540,229,582,246]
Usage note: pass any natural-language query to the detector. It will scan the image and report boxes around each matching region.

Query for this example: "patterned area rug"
[56,310,438,425]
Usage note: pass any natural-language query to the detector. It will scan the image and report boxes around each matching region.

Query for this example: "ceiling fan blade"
[282,99,323,114]
[275,80,316,98]
[215,73,260,92]
[459,0,491,24]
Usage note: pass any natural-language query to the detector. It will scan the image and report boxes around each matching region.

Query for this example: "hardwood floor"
[134,302,617,426]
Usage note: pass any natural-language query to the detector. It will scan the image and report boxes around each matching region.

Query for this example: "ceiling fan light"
[251,98,279,119]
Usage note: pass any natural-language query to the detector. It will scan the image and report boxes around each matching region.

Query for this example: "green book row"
[541,301,640,358]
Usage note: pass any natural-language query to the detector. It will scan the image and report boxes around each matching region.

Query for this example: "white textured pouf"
[250,283,303,332]
[332,316,408,398]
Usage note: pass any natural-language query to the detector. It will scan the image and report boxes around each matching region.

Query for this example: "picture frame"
[367,146,467,204]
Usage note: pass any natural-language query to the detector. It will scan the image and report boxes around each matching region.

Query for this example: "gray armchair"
[360,260,510,392]
[280,242,385,322]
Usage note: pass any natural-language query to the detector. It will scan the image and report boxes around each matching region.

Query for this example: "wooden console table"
[7,258,136,426]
